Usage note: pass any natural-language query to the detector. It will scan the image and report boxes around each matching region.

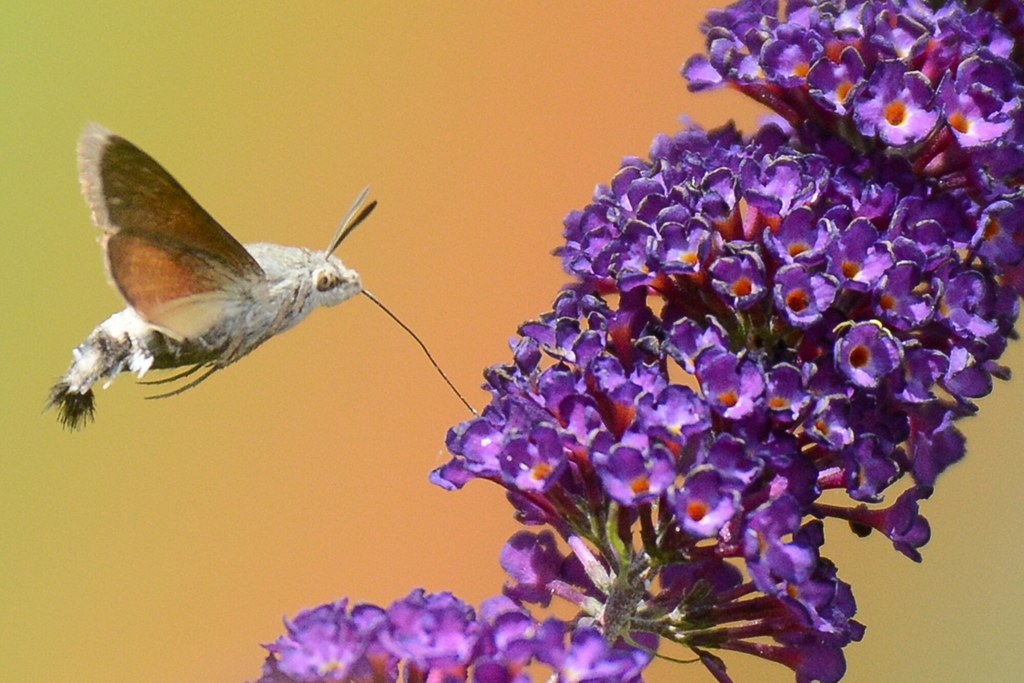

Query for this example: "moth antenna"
[361,289,478,416]
[326,186,377,257]
[145,365,221,400]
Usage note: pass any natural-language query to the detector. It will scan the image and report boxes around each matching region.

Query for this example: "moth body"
[48,124,372,429]
[243,243,363,342]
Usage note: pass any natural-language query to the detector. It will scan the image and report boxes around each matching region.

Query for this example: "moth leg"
[144,365,221,400]
[144,334,249,399]
[137,363,206,386]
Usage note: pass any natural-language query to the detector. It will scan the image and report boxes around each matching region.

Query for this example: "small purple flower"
[636,384,711,442]
[710,250,769,309]
[841,434,904,502]
[765,363,811,425]
[825,219,894,292]
[763,207,833,265]
[537,624,651,683]
[671,466,740,538]
[807,46,867,116]
[697,351,766,420]
[593,437,677,506]
[764,640,849,683]
[500,531,563,606]
[744,496,818,589]
[743,155,828,217]
[478,596,539,669]
[665,317,729,374]
[448,419,504,477]
[975,199,1024,267]
[265,601,387,682]
[764,24,823,84]
[872,261,936,331]
[654,218,712,275]
[805,395,855,451]
[909,405,966,487]
[853,62,939,146]
[774,265,838,328]
[820,485,932,562]
[500,427,567,493]
[938,269,1002,341]
[699,433,764,488]
[943,346,993,399]
[380,590,481,673]
[615,219,658,291]
[683,52,725,91]
[861,486,933,562]
[938,56,1018,148]
[835,321,903,389]
[896,346,948,404]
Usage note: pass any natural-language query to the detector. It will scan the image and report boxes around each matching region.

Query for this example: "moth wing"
[103,230,250,339]
[78,124,264,338]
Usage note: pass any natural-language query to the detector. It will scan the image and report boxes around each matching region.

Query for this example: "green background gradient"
[2,3,1022,681]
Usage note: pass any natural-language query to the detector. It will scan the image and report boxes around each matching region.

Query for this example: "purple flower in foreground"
[537,624,651,683]
[854,62,940,147]
[380,590,480,672]
[262,601,390,682]
[254,592,649,683]
[257,2,1024,682]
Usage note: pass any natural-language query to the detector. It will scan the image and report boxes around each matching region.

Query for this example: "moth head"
[313,256,362,307]
[312,187,375,307]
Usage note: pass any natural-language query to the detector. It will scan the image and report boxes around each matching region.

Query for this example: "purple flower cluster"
[254,2,1024,681]
[685,0,1024,253]
[252,591,650,683]
[432,1,1023,680]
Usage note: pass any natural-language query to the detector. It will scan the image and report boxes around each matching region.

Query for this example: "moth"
[48,124,472,429]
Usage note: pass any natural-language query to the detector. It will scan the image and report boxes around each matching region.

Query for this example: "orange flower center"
[885,101,908,126]
[531,462,553,481]
[630,477,651,495]
[687,500,709,522]
[849,345,870,368]
[836,81,853,104]
[786,290,810,313]
[984,217,1003,242]
[948,111,970,134]
[718,390,739,408]
[789,242,809,257]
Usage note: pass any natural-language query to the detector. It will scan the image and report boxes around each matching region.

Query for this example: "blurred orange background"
[2,3,1022,681]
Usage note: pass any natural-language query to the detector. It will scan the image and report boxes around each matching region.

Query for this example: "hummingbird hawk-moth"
[48,124,472,429]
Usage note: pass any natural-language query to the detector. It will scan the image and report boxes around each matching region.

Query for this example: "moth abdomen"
[46,381,97,431]
[46,310,158,430]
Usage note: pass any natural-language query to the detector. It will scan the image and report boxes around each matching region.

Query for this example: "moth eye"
[316,273,335,292]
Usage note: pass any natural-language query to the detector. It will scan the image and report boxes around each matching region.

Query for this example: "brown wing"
[78,124,264,337]
[103,230,247,338]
